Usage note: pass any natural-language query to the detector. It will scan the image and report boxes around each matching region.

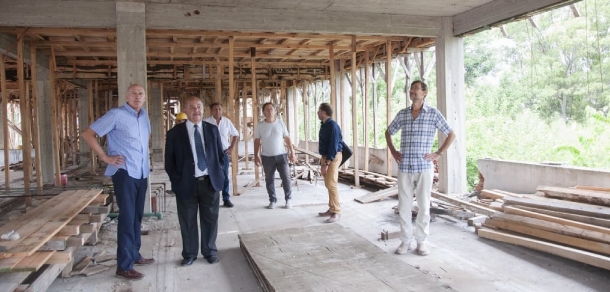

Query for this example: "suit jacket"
[165,122,225,199]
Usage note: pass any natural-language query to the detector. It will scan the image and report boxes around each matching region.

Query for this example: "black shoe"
[223,200,234,208]
[181,257,196,266]
[204,255,218,264]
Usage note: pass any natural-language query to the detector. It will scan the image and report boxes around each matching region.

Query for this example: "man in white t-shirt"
[204,102,239,208]
[254,102,297,209]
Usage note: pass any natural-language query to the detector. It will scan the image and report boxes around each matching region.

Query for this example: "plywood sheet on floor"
[239,224,457,292]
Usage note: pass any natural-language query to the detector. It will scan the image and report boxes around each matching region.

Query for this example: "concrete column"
[36,67,54,184]
[149,82,163,162]
[435,17,467,194]
[77,87,89,154]
[116,2,147,105]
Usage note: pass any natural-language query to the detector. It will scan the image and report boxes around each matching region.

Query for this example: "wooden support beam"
[385,41,392,176]
[242,81,249,170]
[503,196,610,219]
[18,37,32,204]
[1,55,9,188]
[251,52,259,186]
[229,36,239,197]
[329,45,336,109]
[504,206,610,236]
[303,81,309,152]
[351,36,359,187]
[215,62,222,103]
[88,80,96,174]
[363,50,370,172]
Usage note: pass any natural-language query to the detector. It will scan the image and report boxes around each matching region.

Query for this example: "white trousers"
[397,169,434,244]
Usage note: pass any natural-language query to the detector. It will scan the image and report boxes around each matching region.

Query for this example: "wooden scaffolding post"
[30,44,43,187]
[302,80,309,152]
[351,36,360,187]
[363,49,370,172]
[385,41,393,176]
[216,62,222,104]
[292,81,298,147]
[329,45,336,109]
[242,81,249,169]
[1,56,9,188]
[229,36,239,196]
[50,48,61,186]
[339,59,346,132]
[88,80,96,174]
[251,49,259,186]
[18,37,32,201]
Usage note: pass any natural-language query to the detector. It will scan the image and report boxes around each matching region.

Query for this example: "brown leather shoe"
[116,268,144,280]
[318,210,333,217]
[135,257,155,265]
[325,213,341,223]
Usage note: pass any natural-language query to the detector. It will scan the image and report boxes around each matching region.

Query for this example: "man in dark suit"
[165,96,225,266]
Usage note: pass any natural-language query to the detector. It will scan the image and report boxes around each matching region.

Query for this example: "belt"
[196,175,209,181]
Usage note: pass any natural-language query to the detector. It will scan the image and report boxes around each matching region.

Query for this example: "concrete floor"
[4,160,609,292]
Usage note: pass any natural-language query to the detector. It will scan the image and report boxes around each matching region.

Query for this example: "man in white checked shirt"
[385,80,455,257]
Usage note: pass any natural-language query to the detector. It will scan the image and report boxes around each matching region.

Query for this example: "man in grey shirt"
[254,102,297,209]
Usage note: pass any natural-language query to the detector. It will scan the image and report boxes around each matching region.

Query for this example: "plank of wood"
[575,185,610,193]
[491,213,610,245]
[67,233,92,247]
[467,215,488,226]
[43,235,69,251]
[90,194,109,205]
[430,191,497,216]
[11,251,56,272]
[57,224,80,236]
[70,255,91,275]
[480,189,509,200]
[0,189,103,258]
[46,249,73,265]
[25,263,67,292]
[82,265,109,276]
[0,190,79,253]
[514,206,610,229]
[504,206,610,235]
[93,254,116,264]
[538,185,610,207]
[503,196,610,219]
[89,213,106,223]
[80,223,97,233]
[0,255,23,272]
[354,186,398,204]
[60,246,78,278]
[478,228,610,271]
[70,214,91,225]
[0,271,30,292]
[485,218,610,256]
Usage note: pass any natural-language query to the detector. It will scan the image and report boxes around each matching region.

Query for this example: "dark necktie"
[193,124,207,172]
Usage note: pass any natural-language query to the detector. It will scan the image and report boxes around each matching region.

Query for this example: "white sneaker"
[267,202,276,209]
[285,200,292,209]
[395,241,414,254]
[416,242,430,256]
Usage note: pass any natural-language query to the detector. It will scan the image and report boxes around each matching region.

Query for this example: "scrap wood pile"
[475,185,610,271]
[0,189,112,292]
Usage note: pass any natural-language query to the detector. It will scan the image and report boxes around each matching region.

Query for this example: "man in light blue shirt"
[82,84,153,280]
[385,80,455,257]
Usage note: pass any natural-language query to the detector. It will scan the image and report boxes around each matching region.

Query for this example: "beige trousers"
[321,152,342,214]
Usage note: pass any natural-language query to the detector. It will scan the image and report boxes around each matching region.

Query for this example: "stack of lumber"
[476,185,610,271]
[0,189,106,292]
[339,168,397,188]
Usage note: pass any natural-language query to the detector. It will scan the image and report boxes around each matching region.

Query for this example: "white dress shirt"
[185,120,208,176]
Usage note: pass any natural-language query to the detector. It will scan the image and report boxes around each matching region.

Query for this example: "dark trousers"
[112,169,148,271]
[222,153,230,201]
[176,176,220,259]
[261,154,292,203]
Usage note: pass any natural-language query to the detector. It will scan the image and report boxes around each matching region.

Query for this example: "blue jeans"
[222,153,230,201]
[112,169,148,271]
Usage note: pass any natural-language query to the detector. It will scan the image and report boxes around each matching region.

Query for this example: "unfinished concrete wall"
[478,158,610,194]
